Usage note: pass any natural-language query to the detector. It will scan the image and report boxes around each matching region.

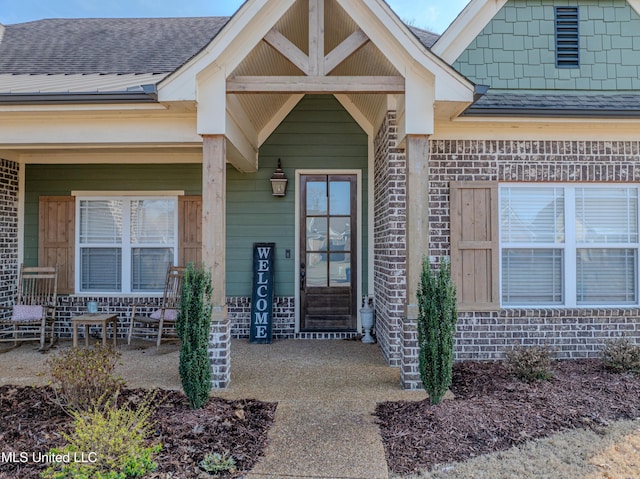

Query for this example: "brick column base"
[209,316,231,389]
[401,316,423,390]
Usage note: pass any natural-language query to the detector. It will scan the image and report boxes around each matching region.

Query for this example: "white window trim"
[75,195,179,295]
[499,183,640,308]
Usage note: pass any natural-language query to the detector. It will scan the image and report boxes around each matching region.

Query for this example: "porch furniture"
[127,265,186,349]
[0,265,58,350]
[72,313,118,348]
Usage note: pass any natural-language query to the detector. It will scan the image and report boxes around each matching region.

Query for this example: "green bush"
[417,258,458,405]
[176,263,213,409]
[41,395,160,479]
[505,345,555,382]
[601,338,640,374]
[199,451,237,474]
[47,345,125,412]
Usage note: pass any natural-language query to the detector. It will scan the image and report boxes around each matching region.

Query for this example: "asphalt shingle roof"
[0,17,230,75]
[465,92,640,117]
[0,17,439,76]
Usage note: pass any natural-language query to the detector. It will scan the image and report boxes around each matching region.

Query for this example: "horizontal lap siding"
[24,164,203,269]
[226,95,368,297]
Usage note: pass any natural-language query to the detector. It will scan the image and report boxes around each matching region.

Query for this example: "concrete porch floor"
[0,338,426,478]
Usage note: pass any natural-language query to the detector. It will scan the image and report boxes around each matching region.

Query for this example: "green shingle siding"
[454,0,640,90]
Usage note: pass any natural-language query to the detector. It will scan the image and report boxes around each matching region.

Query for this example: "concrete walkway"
[0,338,426,478]
[217,340,427,479]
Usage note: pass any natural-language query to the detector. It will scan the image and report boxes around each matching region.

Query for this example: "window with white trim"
[77,197,178,293]
[500,185,639,307]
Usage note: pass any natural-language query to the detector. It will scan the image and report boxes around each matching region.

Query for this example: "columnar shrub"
[47,345,124,412]
[417,258,458,405]
[176,263,213,409]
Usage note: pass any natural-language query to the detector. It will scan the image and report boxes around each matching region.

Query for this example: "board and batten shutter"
[38,196,75,294]
[178,195,202,266]
[450,181,499,311]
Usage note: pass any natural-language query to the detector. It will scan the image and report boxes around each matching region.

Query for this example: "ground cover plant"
[0,386,276,479]
[376,358,640,476]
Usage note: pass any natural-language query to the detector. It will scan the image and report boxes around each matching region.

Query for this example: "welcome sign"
[250,243,275,343]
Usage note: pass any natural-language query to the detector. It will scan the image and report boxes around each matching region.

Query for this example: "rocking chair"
[0,265,58,350]
[127,265,186,349]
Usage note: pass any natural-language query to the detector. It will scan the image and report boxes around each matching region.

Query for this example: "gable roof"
[0,17,229,75]
[0,17,438,76]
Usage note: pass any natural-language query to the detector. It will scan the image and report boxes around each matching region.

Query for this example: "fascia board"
[432,0,509,63]
[158,0,296,102]
[628,0,640,16]
[336,0,473,102]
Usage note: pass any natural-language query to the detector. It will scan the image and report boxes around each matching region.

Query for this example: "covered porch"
[0,0,475,389]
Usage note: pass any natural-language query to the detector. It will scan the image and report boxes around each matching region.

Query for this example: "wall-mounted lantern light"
[270,159,288,197]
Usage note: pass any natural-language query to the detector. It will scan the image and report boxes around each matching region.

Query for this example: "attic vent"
[555,7,580,68]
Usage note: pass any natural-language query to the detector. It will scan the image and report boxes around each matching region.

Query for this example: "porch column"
[202,134,230,389]
[402,134,429,389]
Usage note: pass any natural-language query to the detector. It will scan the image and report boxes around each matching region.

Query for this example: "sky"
[0,0,469,34]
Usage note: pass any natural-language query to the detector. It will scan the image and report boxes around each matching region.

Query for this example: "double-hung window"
[77,196,178,293]
[500,185,639,307]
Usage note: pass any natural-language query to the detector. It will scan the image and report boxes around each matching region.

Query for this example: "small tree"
[417,257,458,405]
[176,263,213,409]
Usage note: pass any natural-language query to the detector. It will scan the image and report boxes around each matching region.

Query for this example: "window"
[555,6,580,68]
[77,197,177,293]
[500,185,639,307]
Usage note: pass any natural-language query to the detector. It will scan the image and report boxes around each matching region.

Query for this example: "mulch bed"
[376,359,640,475]
[0,386,276,478]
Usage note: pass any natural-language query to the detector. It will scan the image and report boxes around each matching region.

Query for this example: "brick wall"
[373,112,407,367]
[429,139,640,361]
[227,296,295,339]
[0,159,19,315]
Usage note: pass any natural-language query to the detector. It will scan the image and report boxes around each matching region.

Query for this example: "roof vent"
[555,7,580,68]
[0,23,4,44]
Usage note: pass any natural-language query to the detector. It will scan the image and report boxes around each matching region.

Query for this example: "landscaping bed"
[376,359,640,475]
[0,385,276,478]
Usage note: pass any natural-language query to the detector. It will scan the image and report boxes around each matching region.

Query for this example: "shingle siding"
[454,0,640,91]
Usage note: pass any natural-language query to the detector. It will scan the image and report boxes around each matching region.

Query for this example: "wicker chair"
[127,266,186,349]
[0,265,58,350]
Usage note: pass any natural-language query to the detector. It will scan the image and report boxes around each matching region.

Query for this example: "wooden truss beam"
[227,75,405,93]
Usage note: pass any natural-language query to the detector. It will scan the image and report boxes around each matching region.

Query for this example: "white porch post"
[202,134,230,388]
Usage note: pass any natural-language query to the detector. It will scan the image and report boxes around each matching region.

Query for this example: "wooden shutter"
[178,195,202,266]
[450,182,499,311]
[38,196,75,294]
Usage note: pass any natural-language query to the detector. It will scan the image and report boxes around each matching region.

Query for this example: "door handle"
[300,263,306,290]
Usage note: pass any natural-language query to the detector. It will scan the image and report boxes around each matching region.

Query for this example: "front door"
[300,174,357,331]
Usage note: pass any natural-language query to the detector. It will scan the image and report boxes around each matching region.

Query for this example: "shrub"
[176,263,213,410]
[417,258,458,405]
[505,345,555,382]
[41,394,160,479]
[601,338,640,374]
[199,451,237,474]
[47,345,125,412]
